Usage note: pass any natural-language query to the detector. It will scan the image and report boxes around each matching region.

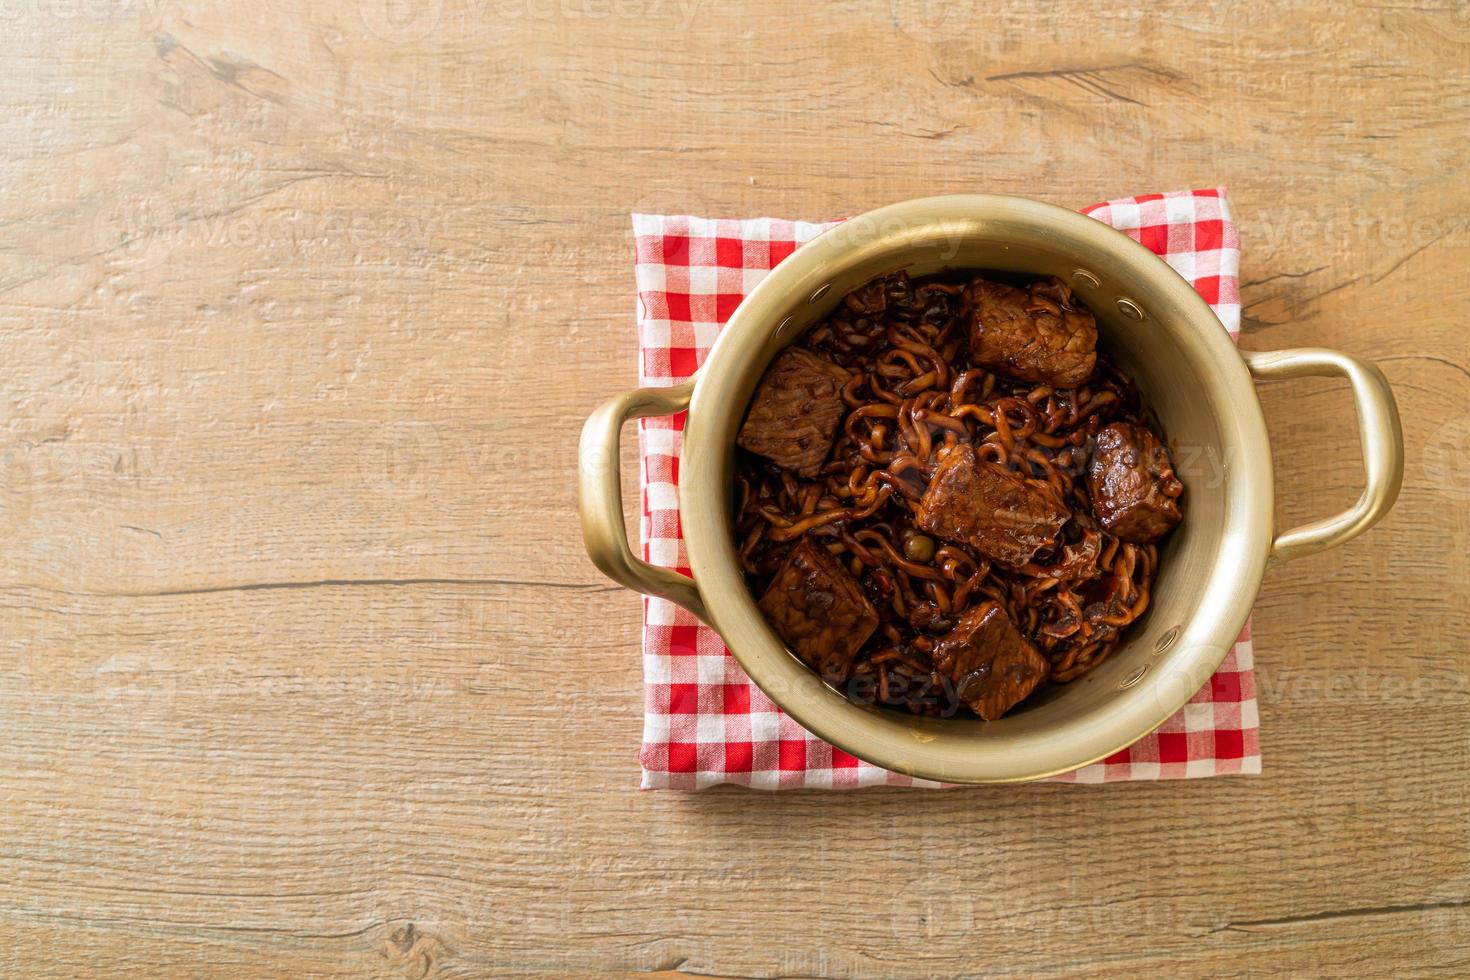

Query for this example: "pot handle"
[578,380,707,620]
[1241,348,1404,564]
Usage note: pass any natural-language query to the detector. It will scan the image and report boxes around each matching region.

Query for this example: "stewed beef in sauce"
[916,444,1069,569]
[757,536,879,683]
[931,601,1051,722]
[737,348,851,478]
[965,276,1098,388]
[1087,422,1184,544]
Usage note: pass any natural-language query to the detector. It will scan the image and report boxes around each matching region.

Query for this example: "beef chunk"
[1087,422,1184,543]
[932,601,1050,721]
[758,537,879,683]
[916,445,1069,568]
[965,276,1097,388]
[737,348,850,478]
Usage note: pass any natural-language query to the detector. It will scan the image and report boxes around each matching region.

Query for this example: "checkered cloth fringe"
[633,189,1260,789]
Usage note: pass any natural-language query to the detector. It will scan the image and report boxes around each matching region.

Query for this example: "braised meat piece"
[965,276,1097,388]
[931,601,1050,721]
[916,445,1069,568]
[1087,422,1184,543]
[737,348,850,478]
[758,537,879,683]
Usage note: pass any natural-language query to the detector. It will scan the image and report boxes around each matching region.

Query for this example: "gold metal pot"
[579,195,1403,783]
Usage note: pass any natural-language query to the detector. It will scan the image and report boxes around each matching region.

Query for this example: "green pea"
[903,533,936,563]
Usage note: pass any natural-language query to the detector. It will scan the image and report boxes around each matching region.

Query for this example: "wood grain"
[1,0,1467,976]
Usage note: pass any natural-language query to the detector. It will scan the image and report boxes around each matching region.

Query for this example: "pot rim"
[673,194,1272,783]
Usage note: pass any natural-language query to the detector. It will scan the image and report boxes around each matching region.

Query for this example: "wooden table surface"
[2,1,1468,976]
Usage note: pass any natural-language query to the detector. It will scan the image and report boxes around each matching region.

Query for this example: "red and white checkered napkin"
[633,188,1260,789]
